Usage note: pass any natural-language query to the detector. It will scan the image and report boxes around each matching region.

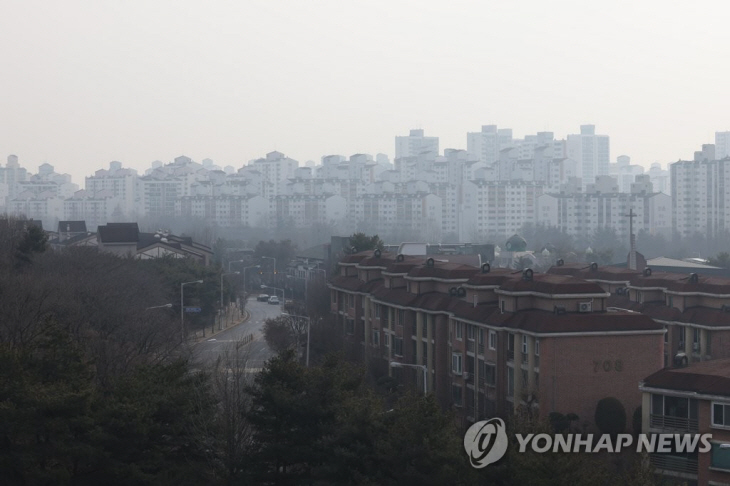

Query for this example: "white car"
[268,295,280,305]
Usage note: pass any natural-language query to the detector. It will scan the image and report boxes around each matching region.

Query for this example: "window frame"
[489,330,497,350]
[393,337,404,356]
[712,402,730,429]
[452,352,463,375]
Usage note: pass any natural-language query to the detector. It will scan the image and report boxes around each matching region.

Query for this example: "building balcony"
[649,414,698,432]
[467,340,475,353]
[649,453,698,475]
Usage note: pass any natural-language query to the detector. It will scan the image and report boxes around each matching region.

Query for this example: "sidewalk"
[193,307,250,343]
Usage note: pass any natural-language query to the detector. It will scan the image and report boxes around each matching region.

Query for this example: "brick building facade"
[329,251,664,429]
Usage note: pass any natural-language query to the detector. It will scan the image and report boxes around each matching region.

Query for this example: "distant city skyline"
[1,123,725,185]
[2,1,729,184]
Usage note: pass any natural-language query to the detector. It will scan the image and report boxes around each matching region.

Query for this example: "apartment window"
[452,352,463,375]
[452,385,463,406]
[346,319,354,335]
[664,325,668,343]
[348,294,354,308]
[455,322,463,340]
[384,333,390,347]
[422,319,428,336]
[398,310,405,326]
[489,331,497,350]
[711,442,730,470]
[500,300,505,313]
[651,394,698,429]
[521,335,528,354]
[485,362,496,386]
[422,342,428,365]
[332,292,337,304]
[713,403,730,428]
[467,324,476,340]
[678,326,686,345]
[693,328,701,345]
[411,319,417,336]
[393,337,403,356]
[375,305,380,318]
[534,339,540,356]
[372,330,380,346]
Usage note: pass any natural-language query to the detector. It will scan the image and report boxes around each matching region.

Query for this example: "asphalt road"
[191,297,278,372]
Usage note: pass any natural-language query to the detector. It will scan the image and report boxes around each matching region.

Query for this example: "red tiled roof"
[643,358,730,397]
[606,295,730,327]
[628,271,688,288]
[666,275,730,294]
[498,273,606,295]
[407,262,479,280]
[548,264,639,282]
[492,310,661,334]
[357,252,398,267]
[466,268,521,286]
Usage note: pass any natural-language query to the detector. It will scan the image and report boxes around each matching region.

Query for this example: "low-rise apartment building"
[641,359,730,485]
[329,251,664,428]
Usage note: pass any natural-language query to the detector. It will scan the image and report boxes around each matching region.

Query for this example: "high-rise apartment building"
[466,125,513,164]
[671,158,730,238]
[395,129,439,159]
[716,131,730,160]
[566,124,610,186]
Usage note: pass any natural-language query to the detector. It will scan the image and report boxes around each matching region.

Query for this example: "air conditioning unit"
[578,302,592,313]
[693,342,700,352]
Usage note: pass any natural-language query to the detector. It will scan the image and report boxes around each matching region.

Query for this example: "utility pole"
[626,208,637,270]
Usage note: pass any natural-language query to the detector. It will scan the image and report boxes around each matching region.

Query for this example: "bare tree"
[193,338,255,484]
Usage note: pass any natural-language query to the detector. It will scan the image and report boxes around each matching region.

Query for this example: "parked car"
[257,294,269,302]
[268,295,280,305]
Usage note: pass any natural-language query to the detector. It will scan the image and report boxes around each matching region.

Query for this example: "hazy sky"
[2,0,729,184]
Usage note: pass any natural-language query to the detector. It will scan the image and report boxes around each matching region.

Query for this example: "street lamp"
[283,312,311,367]
[146,303,173,310]
[390,361,428,396]
[181,279,203,342]
[261,256,276,274]
[242,265,260,295]
[220,272,239,331]
[228,259,245,272]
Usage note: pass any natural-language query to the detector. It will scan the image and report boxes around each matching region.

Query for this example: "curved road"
[191,297,278,372]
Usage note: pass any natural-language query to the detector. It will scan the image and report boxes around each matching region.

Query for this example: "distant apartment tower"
[247,151,298,197]
[84,161,138,218]
[566,124,610,186]
[0,155,28,201]
[466,125,514,164]
[395,129,439,159]
[716,131,730,159]
[671,158,730,238]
